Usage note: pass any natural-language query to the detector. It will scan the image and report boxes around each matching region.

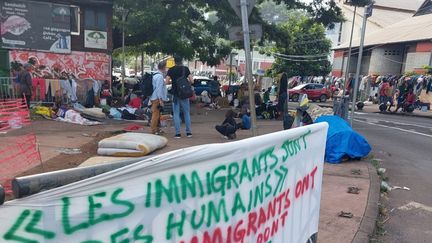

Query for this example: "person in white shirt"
[150,61,168,134]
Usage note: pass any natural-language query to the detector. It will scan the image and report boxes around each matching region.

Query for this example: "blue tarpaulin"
[315,115,371,163]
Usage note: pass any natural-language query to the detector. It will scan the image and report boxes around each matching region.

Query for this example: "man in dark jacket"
[215,110,237,139]
[165,56,193,138]
[20,63,33,108]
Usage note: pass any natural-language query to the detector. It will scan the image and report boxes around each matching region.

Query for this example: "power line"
[274,52,329,58]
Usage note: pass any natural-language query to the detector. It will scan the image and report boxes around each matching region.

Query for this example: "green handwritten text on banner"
[0,123,328,243]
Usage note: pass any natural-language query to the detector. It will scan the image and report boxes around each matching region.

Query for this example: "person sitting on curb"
[237,111,251,130]
[215,110,237,140]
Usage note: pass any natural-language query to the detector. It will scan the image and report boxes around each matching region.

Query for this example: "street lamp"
[118,6,129,100]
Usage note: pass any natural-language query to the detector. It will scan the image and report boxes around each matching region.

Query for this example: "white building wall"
[369,46,404,75]
[404,52,432,72]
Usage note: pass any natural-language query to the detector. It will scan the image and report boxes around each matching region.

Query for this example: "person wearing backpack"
[150,61,168,135]
[166,56,193,138]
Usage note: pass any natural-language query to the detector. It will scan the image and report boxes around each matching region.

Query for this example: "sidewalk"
[308,100,432,119]
[8,108,378,242]
[361,104,432,119]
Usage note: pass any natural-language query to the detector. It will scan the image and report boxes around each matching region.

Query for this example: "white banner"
[0,123,328,243]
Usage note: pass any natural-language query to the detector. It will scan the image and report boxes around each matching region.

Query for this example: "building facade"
[188,50,275,80]
[0,0,113,81]
[332,1,432,77]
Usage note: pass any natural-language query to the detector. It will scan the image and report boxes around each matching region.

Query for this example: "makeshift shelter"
[315,115,371,163]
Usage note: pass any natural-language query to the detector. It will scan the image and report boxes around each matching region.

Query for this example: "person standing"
[277,73,288,112]
[12,65,23,96]
[20,63,33,108]
[150,61,168,135]
[209,75,221,102]
[165,56,193,138]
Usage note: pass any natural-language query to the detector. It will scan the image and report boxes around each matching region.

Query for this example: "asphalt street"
[352,112,432,242]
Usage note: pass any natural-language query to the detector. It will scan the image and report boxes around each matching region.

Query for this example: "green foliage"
[347,0,373,7]
[113,0,343,67]
[267,15,332,77]
[422,65,432,74]
[404,71,417,76]
[10,61,23,72]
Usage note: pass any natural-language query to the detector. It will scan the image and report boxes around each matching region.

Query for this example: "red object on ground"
[124,124,145,132]
[129,97,142,109]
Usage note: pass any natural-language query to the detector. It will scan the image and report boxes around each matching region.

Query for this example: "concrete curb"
[351,162,380,243]
[372,111,432,120]
[316,102,432,119]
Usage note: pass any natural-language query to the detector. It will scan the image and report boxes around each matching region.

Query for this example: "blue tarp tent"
[315,115,371,163]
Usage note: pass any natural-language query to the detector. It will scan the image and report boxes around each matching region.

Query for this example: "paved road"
[352,112,432,242]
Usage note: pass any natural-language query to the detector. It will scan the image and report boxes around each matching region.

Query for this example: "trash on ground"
[82,133,98,137]
[377,167,386,175]
[392,186,410,191]
[338,211,354,218]
[347,186,360,194]
[381,181,392,192]
[123,124,145,132]
[56,148,82,155]
[351,169,362,175]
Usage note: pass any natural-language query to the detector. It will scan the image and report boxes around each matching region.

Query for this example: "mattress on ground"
[81,108,106,119]
[315,115,371,164]
[97,133,168,157]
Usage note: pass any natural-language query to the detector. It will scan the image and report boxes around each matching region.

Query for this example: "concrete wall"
[404,52,432,72]
[369,46,404,75]
[404,41,432,73]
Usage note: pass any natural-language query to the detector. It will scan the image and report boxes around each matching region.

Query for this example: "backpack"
[176,67,193,99]
[140,72,155,98]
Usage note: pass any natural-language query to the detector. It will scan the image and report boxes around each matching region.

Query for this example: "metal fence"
[0,77,102,105]
[333,95,350,121]
[0,77,17,99]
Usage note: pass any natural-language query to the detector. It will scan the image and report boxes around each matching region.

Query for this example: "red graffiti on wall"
[10,50,111,81]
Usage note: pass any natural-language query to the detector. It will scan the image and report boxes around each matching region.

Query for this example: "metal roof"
[374,0,425,11]
[334,13,432,49]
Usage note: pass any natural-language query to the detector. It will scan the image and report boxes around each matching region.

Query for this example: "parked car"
[289,83,329,102]
[193,76,213,96]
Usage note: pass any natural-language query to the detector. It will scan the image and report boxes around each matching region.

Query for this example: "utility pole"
[351,3,373,126]
[141,51,144,79]
[240,0,257,136]
[120,8,129,100]
[342,5,357,97]
[229,53,233,89]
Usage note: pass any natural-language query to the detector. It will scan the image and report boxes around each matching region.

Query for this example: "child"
[237,112,251,130]
[215,110,237,139]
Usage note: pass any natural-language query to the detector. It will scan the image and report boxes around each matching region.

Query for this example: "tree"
[113,0,343,66]
[267,15,332,77]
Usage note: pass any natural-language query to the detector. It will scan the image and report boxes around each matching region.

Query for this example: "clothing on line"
[32,78,46,101]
